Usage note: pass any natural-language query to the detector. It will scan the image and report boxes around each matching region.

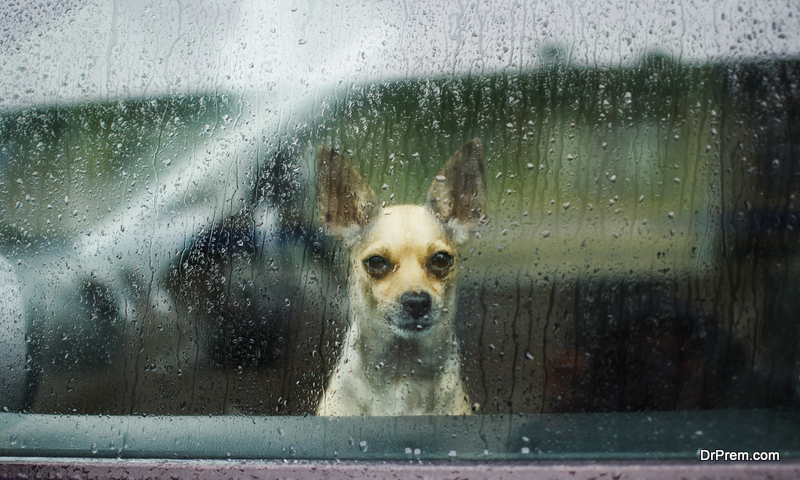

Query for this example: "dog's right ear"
[316,146,378,241]
[427,139,486,243]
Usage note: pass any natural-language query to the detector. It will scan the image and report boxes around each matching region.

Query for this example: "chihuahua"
[315,139,486,416]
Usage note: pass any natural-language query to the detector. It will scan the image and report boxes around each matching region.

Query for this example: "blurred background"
[0,0,798,416]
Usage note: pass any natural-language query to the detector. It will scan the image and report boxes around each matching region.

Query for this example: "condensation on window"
[0,1,798,421]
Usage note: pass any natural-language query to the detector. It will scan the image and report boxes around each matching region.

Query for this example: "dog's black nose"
[401,291,432,320]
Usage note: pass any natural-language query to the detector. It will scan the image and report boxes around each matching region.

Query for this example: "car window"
[0,0,798,462]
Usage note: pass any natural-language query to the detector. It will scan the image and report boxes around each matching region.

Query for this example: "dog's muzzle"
[397,291,434,332]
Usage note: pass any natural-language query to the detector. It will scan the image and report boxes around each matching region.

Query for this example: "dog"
[315,139,486,416]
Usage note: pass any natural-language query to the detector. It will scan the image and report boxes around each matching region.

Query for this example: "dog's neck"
[344,301,461,382]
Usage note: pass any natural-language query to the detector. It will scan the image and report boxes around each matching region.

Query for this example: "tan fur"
[316,140,485,416]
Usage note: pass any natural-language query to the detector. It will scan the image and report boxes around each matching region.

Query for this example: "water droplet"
[624,92,632,104]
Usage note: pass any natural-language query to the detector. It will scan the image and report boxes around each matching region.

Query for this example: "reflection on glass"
[1,60,797,420]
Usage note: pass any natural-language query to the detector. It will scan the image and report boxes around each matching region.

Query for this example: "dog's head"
[317,139,485,339]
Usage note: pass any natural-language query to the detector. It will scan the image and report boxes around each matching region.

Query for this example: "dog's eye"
[363,255,391,277]
[428,251,454,274]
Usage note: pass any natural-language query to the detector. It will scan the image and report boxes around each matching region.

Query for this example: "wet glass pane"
[0,0,798,461]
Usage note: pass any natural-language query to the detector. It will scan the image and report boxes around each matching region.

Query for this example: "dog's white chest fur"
[318,313,470,416]
[315,140,485,416]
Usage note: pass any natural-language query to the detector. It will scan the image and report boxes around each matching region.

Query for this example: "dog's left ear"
[427,138,486,242]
